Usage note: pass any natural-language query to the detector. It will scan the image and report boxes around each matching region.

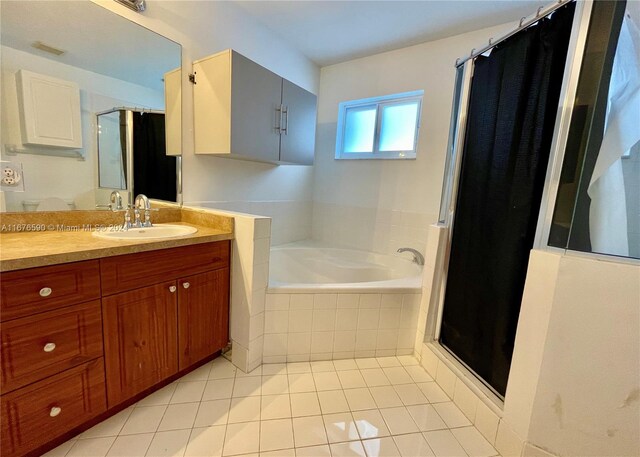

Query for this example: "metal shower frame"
[428,0,595,402]
[96,107,182,206]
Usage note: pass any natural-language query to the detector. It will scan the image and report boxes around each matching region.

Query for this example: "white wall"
[524,254,640,456]
[419,238,640,456]
[112,1,320,220]
[312,23,510,255]
[0,45,163,211]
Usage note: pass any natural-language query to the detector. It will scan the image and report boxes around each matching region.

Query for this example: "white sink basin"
[93,224,197,241]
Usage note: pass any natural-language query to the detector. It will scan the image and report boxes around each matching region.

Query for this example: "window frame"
[335,90,424,160]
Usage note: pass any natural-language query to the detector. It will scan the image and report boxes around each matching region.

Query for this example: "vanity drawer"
[1,358,106,457]
[1,300,103,394]
[100,241,230,295]
[0,260,101,322]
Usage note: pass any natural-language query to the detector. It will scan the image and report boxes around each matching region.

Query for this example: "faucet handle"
[142,207,160,227]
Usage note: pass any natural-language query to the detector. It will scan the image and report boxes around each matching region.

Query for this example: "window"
[335,90,423,160]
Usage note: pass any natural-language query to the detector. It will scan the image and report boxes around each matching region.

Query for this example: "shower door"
[97,109,178,204]
[437,3,577,397]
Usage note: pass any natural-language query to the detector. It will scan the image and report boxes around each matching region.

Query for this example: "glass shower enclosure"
[434,0,638,399]
[97,107,179,206]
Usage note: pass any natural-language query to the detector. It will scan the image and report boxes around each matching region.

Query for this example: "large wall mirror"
[0,0,181,212]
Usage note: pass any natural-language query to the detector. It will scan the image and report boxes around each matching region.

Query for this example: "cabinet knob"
[169,285,177,293]
[39,287,52,297]
[49,406,62,417]
[182,282,190,289]
[43,342,56,353]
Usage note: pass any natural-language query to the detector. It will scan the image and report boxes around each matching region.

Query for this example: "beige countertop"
[0,207,234,272]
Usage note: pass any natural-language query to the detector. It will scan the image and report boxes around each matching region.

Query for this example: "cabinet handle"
[169,285,177,293]
[276,105,283,134]
[43,342,56,353]
[282,105,289,135]
[182,282,190,289]
[49,406,62,417]
[39,287,52,297]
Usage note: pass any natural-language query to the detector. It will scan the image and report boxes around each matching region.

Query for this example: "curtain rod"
[455,0,574,67]
[96,107,165,116]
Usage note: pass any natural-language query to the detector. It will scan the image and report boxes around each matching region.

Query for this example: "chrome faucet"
[133,194,153,228]
[397,247,425,266]
[96,190,125,211]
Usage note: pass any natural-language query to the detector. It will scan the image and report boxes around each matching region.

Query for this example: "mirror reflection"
[0,0,182,212]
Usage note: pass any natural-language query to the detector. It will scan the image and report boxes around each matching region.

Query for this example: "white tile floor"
[43,356,500,457]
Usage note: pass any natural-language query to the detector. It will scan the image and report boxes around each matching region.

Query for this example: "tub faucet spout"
[397,248,424,266]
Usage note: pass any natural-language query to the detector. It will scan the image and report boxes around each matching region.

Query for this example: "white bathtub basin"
[269,241,423,292]
[93,224,197,240]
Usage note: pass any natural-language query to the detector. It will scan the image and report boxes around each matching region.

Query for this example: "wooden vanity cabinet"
[178,268,230,370]
[0,240,231,457]
[1,300,103,394]
[100,241,231,406]
[1,359,106,457]
[102,281,179,406]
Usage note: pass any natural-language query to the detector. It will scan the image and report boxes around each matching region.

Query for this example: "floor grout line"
[48,356,499,457]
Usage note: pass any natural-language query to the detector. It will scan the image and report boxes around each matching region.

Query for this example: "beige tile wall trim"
[522,443,559,457]
[423,342,503,413]
[418,342,530,457]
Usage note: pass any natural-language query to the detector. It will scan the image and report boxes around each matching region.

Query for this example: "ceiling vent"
[31,41,66,56]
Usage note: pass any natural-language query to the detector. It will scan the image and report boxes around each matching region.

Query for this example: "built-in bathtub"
[263,241,424,363]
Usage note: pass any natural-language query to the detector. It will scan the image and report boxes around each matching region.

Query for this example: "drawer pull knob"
[182,282,190,289]
[39,287,53,297]
[49,406,62,417]
[43,342,56,353]
[169,285,177,293]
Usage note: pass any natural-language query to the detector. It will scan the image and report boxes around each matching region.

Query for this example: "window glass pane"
[379,102,419,151]
[549,0,639,259]
[343,106,376,153]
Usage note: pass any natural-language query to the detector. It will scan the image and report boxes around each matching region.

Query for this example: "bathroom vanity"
[0,211,233,457]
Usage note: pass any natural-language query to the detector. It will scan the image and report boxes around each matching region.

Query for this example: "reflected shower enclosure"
[97,108,178,205]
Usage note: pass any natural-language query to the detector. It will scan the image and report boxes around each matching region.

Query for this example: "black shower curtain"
[440,3,575,396]
[132,112,177,202]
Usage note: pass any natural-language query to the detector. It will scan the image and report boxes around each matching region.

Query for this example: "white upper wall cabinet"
[280,79,317,165]
[16,70,82,148]
[193,49,317,165]
[164,67,182,157]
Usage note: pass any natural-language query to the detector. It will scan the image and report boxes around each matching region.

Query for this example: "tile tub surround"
[226,214,272,374]
[42,355,500,457]
[263,293,422,363]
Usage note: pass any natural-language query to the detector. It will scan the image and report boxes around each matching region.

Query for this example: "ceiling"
[1,0,551,86]
[233,0,547,66]
[0,1,180,92]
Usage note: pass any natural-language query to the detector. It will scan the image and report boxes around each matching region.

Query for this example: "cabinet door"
[231,51,282,162]
[280,79,317,165]
[164,67,182,156]
[178,268,229,370]
[102,282,178,406]
[17,70,82,148]
[1,359,106,457]
[1,300,103,394]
